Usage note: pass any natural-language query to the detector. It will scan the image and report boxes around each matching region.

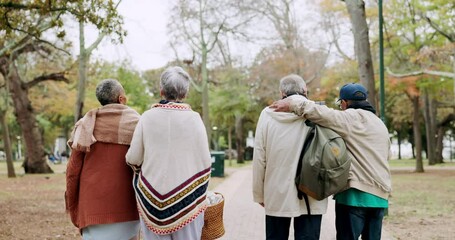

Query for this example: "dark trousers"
[335,203,385,240]
[265,214,322,240]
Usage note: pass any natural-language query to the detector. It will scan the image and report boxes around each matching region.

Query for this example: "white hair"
[160,66,191,100]
[95,79,124,105]
[279,74,307,97]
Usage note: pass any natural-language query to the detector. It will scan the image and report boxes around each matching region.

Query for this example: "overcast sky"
[87,0,172,71]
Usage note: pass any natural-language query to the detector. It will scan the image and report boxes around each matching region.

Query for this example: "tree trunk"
[74,4,107,123]
[0,59,53,174]
[397,130,402,160]
[435,126,444,164]
[429,97,438,164]
[228,125,233,166]
[235,113,244,164]
[423,91,436,165]
[344,0,377,110]
[411,141,415,159]
[408,127,416,158]
[75,19,87,123]
[412,96,424,172]
[453,48,455,102]
[201,45,211,143]
[0,109,16,178]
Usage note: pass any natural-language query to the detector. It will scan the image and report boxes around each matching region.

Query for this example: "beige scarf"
[68,104,140,152]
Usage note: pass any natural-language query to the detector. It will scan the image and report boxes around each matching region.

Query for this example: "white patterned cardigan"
[126,103,212,235]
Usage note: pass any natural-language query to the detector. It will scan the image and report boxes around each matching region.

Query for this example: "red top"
[65,142,139,229]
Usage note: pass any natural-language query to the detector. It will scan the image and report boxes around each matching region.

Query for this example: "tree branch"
[85,32,106,56]
[180,14,202,51]
[331,37,352,61]
[438,113,455,127]
[10,42,38,60]
[0,2,68,12]
[207,19,226,52]
[383,17,405,63]
[0,35,31,57]
[0,14,60,57]
[306,48,330,85]
[25,72,69,89]
[386,68,454,78]
[83,0,122,56]
[422,15,454,42]
[36,38,71,56]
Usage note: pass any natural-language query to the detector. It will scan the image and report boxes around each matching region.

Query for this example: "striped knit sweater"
[126,103,212,235]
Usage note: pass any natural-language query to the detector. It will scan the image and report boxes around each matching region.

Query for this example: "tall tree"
[384,0,454,166]
[0,41,69,173]
[0,85,16,178]
[0,3,69,173]
[249,46,328,107]
[418,0,455,101]
[210,67,257,163]
[0,1,126,173]
[74,0,125,122]
[168,0,255,141]
[343,0,377,109]
[388,75,425,172]
[251,0,302,74]
[319,0,354,62]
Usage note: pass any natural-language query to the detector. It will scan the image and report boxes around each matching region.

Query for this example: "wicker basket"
[201,192,225,240]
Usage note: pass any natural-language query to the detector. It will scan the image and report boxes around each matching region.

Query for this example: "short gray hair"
[95,79,124,106]
[279,74,307,97]
[160,66,191,100]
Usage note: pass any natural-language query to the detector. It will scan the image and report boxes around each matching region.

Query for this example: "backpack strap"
[295,120,315,215]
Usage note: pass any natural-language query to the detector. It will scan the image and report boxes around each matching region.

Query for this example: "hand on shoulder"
[269,95,307,112]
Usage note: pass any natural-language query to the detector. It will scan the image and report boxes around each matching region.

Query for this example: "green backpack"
[295,120,351,214]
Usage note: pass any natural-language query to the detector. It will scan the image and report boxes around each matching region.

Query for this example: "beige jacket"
[289,96,392,199]
[252,107,328,217]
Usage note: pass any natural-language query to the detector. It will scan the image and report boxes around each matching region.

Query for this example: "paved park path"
[213,164,394,240]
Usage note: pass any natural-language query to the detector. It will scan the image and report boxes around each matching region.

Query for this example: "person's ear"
[119,94,127,105]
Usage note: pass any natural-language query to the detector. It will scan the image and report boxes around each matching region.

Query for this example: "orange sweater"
[65,142,139,229]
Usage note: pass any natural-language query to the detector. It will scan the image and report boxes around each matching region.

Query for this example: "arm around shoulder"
[288,95,310,117]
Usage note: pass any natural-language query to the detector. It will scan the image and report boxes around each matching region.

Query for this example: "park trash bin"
[210,151,225,177]
[244,146,253,160]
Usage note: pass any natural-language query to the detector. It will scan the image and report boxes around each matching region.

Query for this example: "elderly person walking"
[271,83,392,240]
[66,79,141,239]
[253,74,328,240]
[126,66,211,240]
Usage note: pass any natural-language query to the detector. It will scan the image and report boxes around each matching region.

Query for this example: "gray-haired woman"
[66,79,141,239]
[126,66,212,240]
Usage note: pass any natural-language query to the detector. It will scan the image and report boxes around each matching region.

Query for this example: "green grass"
[384,166,455,239]
[389,158,455,168]
[389,158,417,167]
[388,173,455,219]
[0,160,67,175]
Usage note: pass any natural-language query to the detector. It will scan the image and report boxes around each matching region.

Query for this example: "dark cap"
[338,83,367,101]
